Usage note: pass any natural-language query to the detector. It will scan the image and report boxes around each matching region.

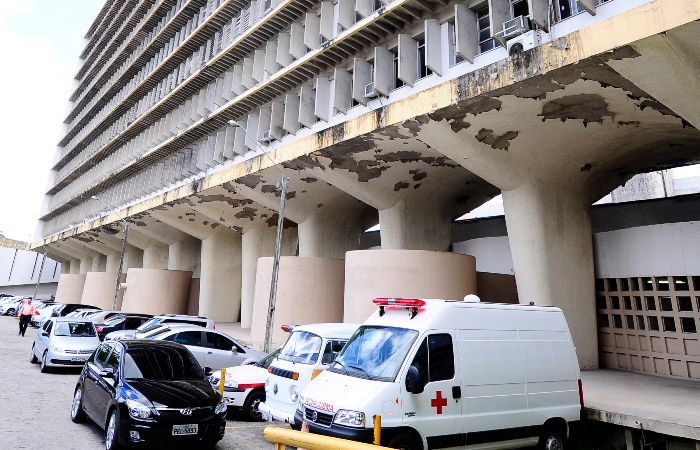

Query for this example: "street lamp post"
[90,196,129,311]
[227,120,287,353]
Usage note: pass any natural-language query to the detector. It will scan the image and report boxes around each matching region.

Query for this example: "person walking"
[17,298,35,337]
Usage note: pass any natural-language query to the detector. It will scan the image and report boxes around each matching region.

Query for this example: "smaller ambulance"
[259,323,359,424]
[295,298,583,450]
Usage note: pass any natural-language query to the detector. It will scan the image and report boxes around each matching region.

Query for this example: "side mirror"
[407,365,424,395]
[42,332,49,337]
[231,348,238,355]
[204,367,214,377]
[99,368,115,378]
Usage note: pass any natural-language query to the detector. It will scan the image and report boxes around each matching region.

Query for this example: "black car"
[53,303,101,317]
[96,314,154,341]
[71,340,226,449]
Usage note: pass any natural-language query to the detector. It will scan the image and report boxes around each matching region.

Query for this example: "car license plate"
[70,356,86,362]
[172,424,198,436]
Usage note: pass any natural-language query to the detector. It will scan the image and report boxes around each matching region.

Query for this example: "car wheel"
[387,434,421,450]
[538,425,566,450]
[7,308,15,316]
[105,409,121,450]
[71,386,87,423]
[29,345,38,364]
[40,351,51,373]
[243,390,266,421]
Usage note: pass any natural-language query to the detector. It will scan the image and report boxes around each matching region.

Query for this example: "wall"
[0,246,61,291]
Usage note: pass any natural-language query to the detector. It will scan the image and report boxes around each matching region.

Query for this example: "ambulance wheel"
[538,426,566,450]
[387,434,421,450]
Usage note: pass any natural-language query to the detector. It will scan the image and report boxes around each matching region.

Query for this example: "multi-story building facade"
[35,0,700,384]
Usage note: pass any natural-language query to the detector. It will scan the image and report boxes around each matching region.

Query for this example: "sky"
[0,0,104,241]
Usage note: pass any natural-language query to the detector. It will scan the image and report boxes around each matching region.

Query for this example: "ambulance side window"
[428,334,454,382]
[407,334,455,390]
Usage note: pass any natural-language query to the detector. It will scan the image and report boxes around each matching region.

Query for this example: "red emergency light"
[372,298,425,319]
[281,325,296,332]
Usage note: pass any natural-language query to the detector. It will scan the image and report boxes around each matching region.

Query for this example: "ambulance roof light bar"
[373,298,425,319]
[281,325,296,332]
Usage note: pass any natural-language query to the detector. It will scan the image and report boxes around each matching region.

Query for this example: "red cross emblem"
[431,391,448,414]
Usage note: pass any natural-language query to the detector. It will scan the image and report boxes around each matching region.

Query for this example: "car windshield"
[54,322,97,337]
[257,349,281,368]
[136,318,162,331]
[278,331,322,364]
[329,326,418,382]
[123,346,203,381]
[143,327,171,339]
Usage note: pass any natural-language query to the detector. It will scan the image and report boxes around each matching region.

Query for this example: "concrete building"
[0,238,61,298]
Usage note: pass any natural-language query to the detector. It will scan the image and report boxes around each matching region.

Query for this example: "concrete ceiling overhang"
[34,0,700,248]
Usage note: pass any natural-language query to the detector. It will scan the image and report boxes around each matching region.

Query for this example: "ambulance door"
[401,331,464,449]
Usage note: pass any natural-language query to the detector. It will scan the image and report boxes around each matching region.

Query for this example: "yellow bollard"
[219,368,226,394]
[373,415,381,445]
[263,426,395,450]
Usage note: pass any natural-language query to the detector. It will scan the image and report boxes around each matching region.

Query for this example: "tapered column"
[378,198,452,252]
[199,227,242,322]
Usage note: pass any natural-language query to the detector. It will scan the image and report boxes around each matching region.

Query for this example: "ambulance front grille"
[304,408,333,427]
[269,366,296,380]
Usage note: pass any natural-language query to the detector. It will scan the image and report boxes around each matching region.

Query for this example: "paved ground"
[0,316,276,450]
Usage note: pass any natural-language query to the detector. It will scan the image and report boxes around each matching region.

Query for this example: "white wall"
[0,247,61,289]
[453,236,514,275]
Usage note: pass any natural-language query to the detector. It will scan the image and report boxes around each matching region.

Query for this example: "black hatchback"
[71,340,227,449]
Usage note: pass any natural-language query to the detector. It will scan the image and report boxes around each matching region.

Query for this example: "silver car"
[30,318,101,373]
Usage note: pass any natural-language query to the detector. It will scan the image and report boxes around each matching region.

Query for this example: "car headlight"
[214,397,227,414]
[289,385,298,402]
[333,410,365,427]
[126,400,152,420]
[50,345,63,353]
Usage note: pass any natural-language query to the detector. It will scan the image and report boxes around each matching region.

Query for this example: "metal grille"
[597,275,700,379]
[269,366,296,380]
[305,408,333,426]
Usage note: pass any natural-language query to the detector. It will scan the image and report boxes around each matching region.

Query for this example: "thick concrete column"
[126,229,169,269]
[200,227,242,322]
[240,221,298,328]
[378,198,452,251]
[501,181,597,368]
[91,254,107,272]
[168,234,201,275]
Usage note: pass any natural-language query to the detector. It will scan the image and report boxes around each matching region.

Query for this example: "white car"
[74,309,122,324]
[104,314,214,340]
[0,297,25,316]
[296,298,583,450]
[30,317,101,373]
[31,303,60,327]
[149,324,266,370]
[209,349,280,421]
[259,323,359,425]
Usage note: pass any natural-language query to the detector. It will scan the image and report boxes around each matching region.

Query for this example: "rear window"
[55,322,96,337]
[165,319,207,327]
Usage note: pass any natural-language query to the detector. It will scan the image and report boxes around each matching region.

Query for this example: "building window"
[607,278,618,291]
[681,317,697,334]
[625,315,635,330]
[641,277,654,291]
[648,316,660,331]
[645,296,656,311]
[392,51,405,90]
[612,314,622,329]
[636,315,645,330]
[556,0,583,21]
[511,0,529,18]
[623,296,632,310]
[449,23,466,66]
[674,276,690,290]
[596,296,607,310]
[610,296,620,310]
[477,7,496,54]
[678,296,693,312]
[630,278,640,291]
[634,296,643,311]
[659,296,673,312]
[598,314,609,328]
[656,277,670,291]
[620,278,630,291]
[417,39,432,79]
[662,317,676,332]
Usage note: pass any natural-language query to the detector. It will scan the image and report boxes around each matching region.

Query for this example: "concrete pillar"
[297,210,362,258]
[378,198,451,251]
[240,222,298,328]
[502,181,597,369]
[199,227,242,322]
[55,274,87,303]
[81,272,125,309]
[120,269,192,315]
[344,250,477,323]
[91,254,107,272]
[78,257,93,275]
[61,261,71,274]
[70,261,81,274]
[168,234,201,276]
[142,241,169,269]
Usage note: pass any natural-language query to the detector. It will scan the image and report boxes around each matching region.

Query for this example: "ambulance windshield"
[329,326,418,382]
[279,331,323,364]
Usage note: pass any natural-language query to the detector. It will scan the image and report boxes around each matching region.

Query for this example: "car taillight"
[96,327,103,333]
[578,379,584,409]
[34,311,40,315]
[213,325,215,329]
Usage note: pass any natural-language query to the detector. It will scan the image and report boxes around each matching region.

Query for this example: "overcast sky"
[0,0,103,241]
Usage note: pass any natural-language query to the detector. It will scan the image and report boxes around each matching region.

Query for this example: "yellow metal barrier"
[219,368,226,394]
[373,415,381,445]
[263,425,394,450]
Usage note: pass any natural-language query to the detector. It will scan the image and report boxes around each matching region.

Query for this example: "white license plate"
[70,356,86,362]
[172,424,198,436]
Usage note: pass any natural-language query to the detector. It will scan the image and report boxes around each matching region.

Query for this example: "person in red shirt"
[17,298,36,337]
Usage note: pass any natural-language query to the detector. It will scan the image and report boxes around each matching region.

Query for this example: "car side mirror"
[42,332,49,337]
[204,367,214,377]
[99,368,115,378]
[231,348,238,355]
[407,365,424,395]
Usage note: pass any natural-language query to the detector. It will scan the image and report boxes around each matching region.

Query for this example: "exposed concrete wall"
[120,269,192,315]
[187,278,200,316]
[297,212,362,259]
[142,241,169,269]
[503,181,598,369]
[78,257,93,275]
[594,221,700,278]
[199,227,242,322]
[343,250,477,324]
[80,272,125,309]
[91,254,107,272]
[168,235,201,277]
[240,223,297,328]
[55,274,86,304]
[378,198,452,252]
[251,256,345,345]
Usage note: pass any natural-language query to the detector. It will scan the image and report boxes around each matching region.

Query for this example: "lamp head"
[90,196,98,200]
[227,120,241,128]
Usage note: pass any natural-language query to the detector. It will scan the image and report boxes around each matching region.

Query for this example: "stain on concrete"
[317,203,323,208]
[195,194,254,208]
[235,207,258,221]
[261,185,278,194]
[618,121,640,128]
[409,170,427,181]
[237,175,265,189]
[265,213,296,229]
[378,125,412,140]
[581,163,593,172]
[315,137,386,182]
[300,177,318,183]
[539,94,610,125]
[638,100,679,118]
[449,116,472,132]
[211,223,219,229]
[394,181,409,191]
[402,115,430,136]
[475,129,519,150]
[413,183,422,189]
[286,191,296,200]
[282,155,325,171]
[168,198,195,207]
[203,221,209,225]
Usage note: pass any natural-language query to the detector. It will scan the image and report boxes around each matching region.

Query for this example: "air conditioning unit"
[364,82,378,98]
[507,30,541,56]
[260,130,276,143]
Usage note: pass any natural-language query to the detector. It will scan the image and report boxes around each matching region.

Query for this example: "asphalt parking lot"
[0,316,276,450]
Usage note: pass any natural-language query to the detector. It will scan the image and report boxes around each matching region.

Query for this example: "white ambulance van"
[295,298,583,450]
[259,323,360,424]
